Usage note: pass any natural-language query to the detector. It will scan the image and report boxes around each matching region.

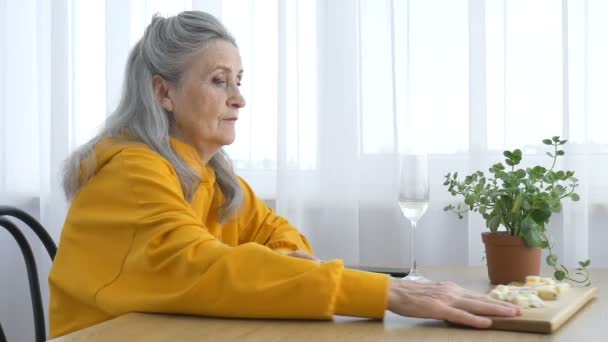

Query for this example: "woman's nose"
[228,87,246,109]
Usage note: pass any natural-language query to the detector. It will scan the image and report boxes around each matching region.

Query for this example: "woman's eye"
[212,78,226,86]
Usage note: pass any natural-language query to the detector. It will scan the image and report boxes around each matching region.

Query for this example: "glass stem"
[410,220,417,274]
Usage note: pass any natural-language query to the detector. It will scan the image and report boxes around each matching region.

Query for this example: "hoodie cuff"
[334,268,390,318]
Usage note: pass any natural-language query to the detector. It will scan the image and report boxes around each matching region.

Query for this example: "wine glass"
[398,154,430,282]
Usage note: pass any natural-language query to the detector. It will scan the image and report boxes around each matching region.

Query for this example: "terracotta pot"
[481,232,541,284]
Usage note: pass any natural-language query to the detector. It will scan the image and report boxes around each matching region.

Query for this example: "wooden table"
[49,267,604,342]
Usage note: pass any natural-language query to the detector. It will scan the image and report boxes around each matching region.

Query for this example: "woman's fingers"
[438,304,493,329]
[286,250,321,263]
[465,292,523,314]
[453,298,519,317]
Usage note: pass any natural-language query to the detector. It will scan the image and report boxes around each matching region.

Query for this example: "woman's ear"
[152,75,174,112]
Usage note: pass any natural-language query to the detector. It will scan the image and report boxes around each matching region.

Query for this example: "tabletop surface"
[49,266,605,342]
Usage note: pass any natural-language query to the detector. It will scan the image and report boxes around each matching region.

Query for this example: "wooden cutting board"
[488,286,598,333]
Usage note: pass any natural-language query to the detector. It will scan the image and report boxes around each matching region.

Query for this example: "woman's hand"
[284,250,321,263]
[387,278,521,328]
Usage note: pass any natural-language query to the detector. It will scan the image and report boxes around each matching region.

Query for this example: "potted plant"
[442,136,591,285]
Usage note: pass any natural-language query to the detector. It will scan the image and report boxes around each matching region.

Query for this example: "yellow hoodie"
[48,137,389,338]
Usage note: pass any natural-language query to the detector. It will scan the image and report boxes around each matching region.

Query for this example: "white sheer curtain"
[2,0,608,339]
[225,0,608,269]
[230,0,608,269]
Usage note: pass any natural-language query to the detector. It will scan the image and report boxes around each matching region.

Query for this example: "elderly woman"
[48,11,519,338]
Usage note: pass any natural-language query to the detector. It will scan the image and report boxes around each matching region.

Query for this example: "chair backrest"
[0,206,57,342]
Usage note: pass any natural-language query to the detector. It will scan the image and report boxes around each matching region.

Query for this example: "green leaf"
[537,200,551,210]
[515,169,526,178]
[556,150,565,156]
[464,195,476,206]
[546,152,554,158]
[546,255,557,266]
[496,172,509,183]
[453,172,458,179]
[503,151,512,158]
[505,159,514,166]
[552,185,565,196]
[554,270,566,281]
[542,139,553,145]
[552,136,561,142]
[532,166,547,174]
[512,149,522,158]
[580,259,591,268]
[522,226,543,247]
[521,217,532,232]
[530,208,552,223]
[571,193,580,201]
[549,201,562,213]
[559,139,568,145]
[443,180,450,186]
[486,215,501,232]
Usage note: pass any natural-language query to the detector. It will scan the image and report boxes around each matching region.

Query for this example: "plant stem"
[541,231,591,285]
[549,143,558,172]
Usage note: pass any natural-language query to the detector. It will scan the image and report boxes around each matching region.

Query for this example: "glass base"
[402,270,430,282]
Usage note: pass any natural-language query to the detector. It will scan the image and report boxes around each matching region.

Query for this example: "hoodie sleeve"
[89,148,389,320]
[236,177,313,255]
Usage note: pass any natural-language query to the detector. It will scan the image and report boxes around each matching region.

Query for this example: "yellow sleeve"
[237,177,313,254]
[91,148,388,320]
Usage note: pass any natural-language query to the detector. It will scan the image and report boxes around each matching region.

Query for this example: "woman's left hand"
[285,250,321,263]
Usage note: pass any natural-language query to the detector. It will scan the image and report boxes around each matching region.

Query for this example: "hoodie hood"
[87,137,213,184]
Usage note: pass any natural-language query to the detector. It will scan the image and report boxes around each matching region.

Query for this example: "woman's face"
[159,39,245,162]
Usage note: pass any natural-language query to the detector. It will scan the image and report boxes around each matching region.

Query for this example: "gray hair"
[62,11,244,221]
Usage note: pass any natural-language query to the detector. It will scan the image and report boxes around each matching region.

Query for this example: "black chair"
[0,206,57,342]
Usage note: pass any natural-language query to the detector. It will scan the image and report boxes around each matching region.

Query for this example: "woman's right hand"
[387,278,521,328]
